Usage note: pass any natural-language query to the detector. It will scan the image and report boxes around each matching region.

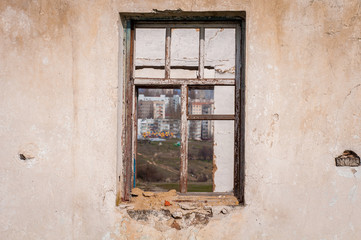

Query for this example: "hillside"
[136,138,213,192]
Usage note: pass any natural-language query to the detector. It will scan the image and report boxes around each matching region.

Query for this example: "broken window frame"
[118,12,246,204]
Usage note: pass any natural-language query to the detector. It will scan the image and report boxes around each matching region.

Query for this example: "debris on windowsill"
[171,211,182,219]
[179,203,197,210]
[128,188,238,210]
[120,188,239,229]
[164,200,172,206]
[143,191,155,197]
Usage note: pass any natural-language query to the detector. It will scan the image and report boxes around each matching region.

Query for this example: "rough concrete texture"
[1,0,361,239]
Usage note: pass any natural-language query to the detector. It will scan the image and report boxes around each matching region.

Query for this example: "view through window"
[136,88,182,191]
[123,19,243,197]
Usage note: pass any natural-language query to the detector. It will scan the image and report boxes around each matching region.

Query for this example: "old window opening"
[119,13,245,204]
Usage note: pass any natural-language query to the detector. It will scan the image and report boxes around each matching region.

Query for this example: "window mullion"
[165,27,171,79]
[123,21,135,201]
[131,85,137,190]
[198,27,205,79]
[234,24,242,201]
[180,84,188,193]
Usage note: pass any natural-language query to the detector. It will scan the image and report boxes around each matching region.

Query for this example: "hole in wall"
[335,150,360,167]
[18,143,38,161]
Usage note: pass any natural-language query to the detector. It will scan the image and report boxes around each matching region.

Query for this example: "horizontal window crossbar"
[188,115,235,120]
[133,78,235,86]
[136,23,238,28]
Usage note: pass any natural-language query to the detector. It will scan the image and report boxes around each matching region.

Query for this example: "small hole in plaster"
[272,113,279,121]
[335,150,360,167]
[18,143,38,161]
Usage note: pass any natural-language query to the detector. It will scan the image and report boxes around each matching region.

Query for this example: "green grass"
[136,138,213,192]
[155,183,213,192]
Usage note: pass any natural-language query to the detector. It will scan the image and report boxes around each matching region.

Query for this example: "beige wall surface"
[1,0,361,239]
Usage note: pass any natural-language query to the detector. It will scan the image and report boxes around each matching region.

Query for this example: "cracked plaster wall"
[1,0,361,239]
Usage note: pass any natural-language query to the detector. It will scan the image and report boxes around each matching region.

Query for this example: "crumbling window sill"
[121,188,239,210]
[117,188,240,230]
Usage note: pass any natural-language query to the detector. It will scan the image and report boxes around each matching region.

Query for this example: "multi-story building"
[189,101,214,140]
[137,92,182,139]
[152,101,165,119]
[138,100,153,119]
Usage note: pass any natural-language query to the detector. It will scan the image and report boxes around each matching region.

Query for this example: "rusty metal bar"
[165,27,171,79]
[198,27,205,79]
[188,114,235,120]
[180,84,188,193]
[134,78,235,86]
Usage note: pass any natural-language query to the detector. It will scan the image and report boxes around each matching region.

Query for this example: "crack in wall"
[345,83,361,100]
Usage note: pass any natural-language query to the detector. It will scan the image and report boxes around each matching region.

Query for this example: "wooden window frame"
[118,12,246,204]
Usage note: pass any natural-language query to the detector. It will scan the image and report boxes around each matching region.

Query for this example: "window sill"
[117,188,240,229]
[119,188,239,211]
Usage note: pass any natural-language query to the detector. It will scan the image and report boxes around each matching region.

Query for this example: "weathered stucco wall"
[1,0,361,239]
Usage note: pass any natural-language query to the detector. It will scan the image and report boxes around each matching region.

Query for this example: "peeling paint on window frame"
[117,11,246,205]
